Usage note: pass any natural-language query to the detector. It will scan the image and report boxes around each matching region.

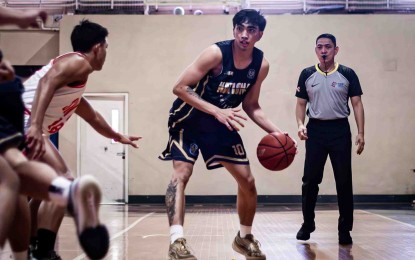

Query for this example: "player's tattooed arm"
[185,86,202,100]
[166,179,178,225]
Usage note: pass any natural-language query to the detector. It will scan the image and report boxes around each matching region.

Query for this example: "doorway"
[77,93,129,204]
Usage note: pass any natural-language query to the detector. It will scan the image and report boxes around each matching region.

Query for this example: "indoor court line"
[142,234,169,239]
[359,209,415,229]
[142,234,224,238]
[73,212,155,260]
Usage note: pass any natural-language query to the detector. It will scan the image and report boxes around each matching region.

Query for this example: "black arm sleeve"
[295,68,311,100]
[342,66,363,97]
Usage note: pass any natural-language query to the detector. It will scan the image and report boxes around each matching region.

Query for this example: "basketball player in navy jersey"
[160,9,287,260]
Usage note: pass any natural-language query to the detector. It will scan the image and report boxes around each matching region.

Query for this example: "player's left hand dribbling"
[215,107,247,131]
[284,132,299,154]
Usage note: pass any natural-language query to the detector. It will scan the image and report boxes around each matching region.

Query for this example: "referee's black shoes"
[339,231,353,245]
[296,224,316,241]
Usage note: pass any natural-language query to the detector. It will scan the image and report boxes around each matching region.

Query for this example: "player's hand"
[26,125,46,160]
[284,132,299,154]
[355,133,365,155]
[297,125,308,140]
[215,107,247,131]
[114,134,142,148]
[15,10,47,29]
[0,58,15,83]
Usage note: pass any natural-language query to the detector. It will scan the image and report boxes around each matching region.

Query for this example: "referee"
[295,33,365,245]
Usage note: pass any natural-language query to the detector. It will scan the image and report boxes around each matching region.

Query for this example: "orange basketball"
[257,132,297,171]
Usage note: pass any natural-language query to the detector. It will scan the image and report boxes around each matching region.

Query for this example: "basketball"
[257,132,297,171]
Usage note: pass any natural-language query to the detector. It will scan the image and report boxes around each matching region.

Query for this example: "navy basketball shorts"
[0,116,23,152]
[0,78,25,152]
[159,126,249,170]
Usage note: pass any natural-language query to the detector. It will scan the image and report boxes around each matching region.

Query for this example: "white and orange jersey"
[23,52,88,136]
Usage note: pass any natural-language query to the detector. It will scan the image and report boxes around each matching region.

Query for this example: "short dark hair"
[71,20,109,52]
[233,9,266,32]
[316,33,336,47]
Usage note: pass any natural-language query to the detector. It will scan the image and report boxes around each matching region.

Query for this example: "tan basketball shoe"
[168,238,197,260]
[232,231,266,260]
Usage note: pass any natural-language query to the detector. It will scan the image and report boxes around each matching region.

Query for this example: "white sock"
[170,225,184,244]
[48,177,71,206]
[13,251,28,260]
[240,224,252,238]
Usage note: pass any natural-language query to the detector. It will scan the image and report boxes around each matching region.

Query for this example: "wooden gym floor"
[1,204,414,260]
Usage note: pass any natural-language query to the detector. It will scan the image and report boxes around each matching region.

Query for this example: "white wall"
[3,14,414,196]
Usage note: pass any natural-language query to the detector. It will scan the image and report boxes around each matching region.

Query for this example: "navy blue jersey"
[168,40,264,129]
[295,63,363,120]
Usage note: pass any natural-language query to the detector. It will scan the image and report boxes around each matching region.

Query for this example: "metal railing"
[142,0,241,14]
[247,0,415,13]
[1,0,415,14]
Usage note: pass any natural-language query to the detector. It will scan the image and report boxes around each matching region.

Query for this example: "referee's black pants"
[302,118,353,232]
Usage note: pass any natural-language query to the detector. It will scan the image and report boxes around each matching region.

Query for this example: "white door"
[78,94,128,204]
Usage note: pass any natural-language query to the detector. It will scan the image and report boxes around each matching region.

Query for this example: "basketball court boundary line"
[73,212,155,260]
[359,209,415,229]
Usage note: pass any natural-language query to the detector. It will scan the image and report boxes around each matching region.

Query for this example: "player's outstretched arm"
[75,97,141,148]
[113,134,141,148]
[242,58,282,134]
[0,7,47,28]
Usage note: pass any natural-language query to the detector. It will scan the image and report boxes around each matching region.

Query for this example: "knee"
[302,175,322,186]
[172,171,191,186]
[171,162,192,185]
[240,176,257,194]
